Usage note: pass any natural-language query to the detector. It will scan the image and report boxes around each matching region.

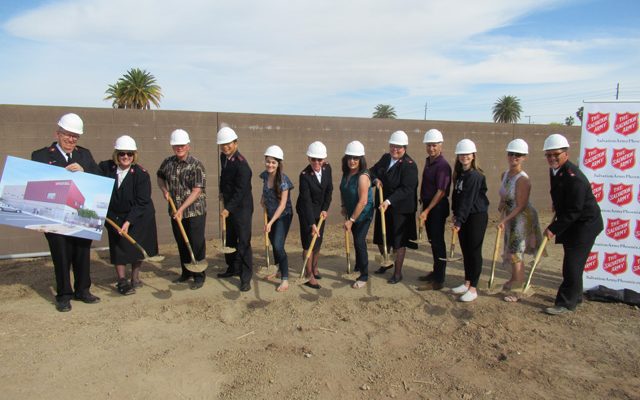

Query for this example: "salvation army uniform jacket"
[219,151,253,215]
[369,152,418,214]
[295,164,333,228]
[31,142,100,175]
[547,160,603,245]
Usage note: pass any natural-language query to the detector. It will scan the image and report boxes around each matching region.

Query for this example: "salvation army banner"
[580,101,640,291]
[0,156,114,241]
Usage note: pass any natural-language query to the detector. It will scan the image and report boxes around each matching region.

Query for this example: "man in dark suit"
[216,127,254,292]
[542,134,603,315]
[31,113,101,312]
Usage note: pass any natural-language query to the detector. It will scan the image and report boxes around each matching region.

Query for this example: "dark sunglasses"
[507,152,525,158]
[118,151,135,157]
[310,158,324,162]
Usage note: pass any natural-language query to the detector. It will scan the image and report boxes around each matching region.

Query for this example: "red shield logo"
[608,183,633,206]
[584,252,599,272]
[605,218,630,241]
[614,112,639,136]
[603,253,627,276]
[591,182,604,202]
[611,148,636,171]
[586,112,610,134]
[635,220,640,240]
[633,256,640,276]
[582,147,607,170]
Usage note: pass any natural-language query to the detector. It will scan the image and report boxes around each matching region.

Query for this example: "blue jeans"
[352,217,372,281]
[269,213,292,279]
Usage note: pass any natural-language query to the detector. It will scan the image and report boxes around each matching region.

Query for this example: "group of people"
[32,113,602,316]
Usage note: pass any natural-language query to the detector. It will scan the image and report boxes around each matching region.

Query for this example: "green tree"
[565,116,575,126]
[372,104,397,119]
[104,68,163,109]
[492,95,522,124]
[576,106,584,123]
[77,208,99,219]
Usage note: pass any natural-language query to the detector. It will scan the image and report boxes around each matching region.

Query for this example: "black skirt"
[373,208,417,249]
[107,213,158,265]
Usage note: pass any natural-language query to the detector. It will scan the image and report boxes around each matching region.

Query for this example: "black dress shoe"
[217,270,238,278]
[374,265,393,274]
[191,280,204,290]
[387,275,403,284]
[74,293,101,304]
[240,282,251,292]
[314,274,322,280]
[418,272,435,282]
[416,282,444,291]
[55,299,71,312]
[304,281,321,290]
[173,275,191,283]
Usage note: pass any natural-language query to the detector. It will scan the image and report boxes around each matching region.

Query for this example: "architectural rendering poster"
[0,156,114,241]
[580,101,640,291]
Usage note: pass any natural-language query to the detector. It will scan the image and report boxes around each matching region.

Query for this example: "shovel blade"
[145,255,166,263]
[374,254,394,267]
[185,260,208,273]
[438,256,462,262]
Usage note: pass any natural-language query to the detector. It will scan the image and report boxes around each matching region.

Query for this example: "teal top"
[340,170,374,223]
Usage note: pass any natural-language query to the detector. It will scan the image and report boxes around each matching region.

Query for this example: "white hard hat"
[543,134,570,151]
[57,113,83,135]
[345,140,365,156]
[170,129,190,145]
[306,141,327,158]
[114,135,137,151]
[389,130,409,146]
[264,145,284,160]
[423,129,443,143]
[505,138,528,154]
[217,126,238,145]
[455,139,477,154]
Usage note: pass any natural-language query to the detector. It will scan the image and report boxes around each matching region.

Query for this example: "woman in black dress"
[99,135,159,295]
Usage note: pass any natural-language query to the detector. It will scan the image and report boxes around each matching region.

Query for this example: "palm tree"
[104,68,163,109]
[492,95,522,124]
[372,104,397,119]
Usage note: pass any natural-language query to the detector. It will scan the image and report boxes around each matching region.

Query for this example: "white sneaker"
[459,290,478,302]
[451,284,469,294]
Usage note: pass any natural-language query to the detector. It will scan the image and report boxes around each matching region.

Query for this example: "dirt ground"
[0,212,639,400]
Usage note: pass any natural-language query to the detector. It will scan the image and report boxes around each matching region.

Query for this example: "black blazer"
[296,164,333,228]
[31,142,100,175]
[98,161,155,225]
[548,161,603,245]
[219,151,253,215]
[369,152,418,214]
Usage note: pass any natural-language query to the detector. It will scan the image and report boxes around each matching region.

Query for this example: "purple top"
[420,154,452,203]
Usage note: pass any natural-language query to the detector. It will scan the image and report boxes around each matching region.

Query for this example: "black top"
[31,142,100,175]
[548,160,603,244]
[369,152,418,214]
[295,164,333,228]
[219,151,253,214]
[451,169,489,227]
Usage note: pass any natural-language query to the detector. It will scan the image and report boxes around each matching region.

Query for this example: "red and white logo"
[608,183,633,206]
[586,112,610,135]
[633,256,640,276]
[603,253,627,276]
[591,182,604,202]
[584,252,599,272]
[611,148,636,171]
[605,218,630,241]
[635,220,640,240]
[614,112,639,136]
[582,147,607,170]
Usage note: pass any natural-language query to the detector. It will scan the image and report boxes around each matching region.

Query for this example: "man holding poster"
[542,134,603,315]
[31,113,101,312]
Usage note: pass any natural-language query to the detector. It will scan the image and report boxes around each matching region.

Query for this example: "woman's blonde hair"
[112,149,139,166]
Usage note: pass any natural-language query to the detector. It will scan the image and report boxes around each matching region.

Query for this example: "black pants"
[424,198,449,283]
[224,210,253,285]
[171,214,206,282]
[556,237,597,310]
[458,212,488,288]
[44,232,92,301]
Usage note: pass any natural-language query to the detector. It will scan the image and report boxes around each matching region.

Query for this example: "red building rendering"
[24,180,85,210]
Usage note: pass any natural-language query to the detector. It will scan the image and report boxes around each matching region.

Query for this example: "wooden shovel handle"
[167,197,197,262]
[377,186,390,259]
[105,217,137,246]
[299,215,325,279]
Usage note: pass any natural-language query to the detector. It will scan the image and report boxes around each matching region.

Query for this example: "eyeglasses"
[118,152,135,157]
[310,158,324,162]
[348,156,360,161]
[58,131,80,141]
[389,145,404,150]
[507,152,525,158]
[545,151,565,159]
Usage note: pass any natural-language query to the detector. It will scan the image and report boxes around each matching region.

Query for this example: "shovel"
[345,220,352,274]
[105,217,165,263]
[219,214,237,254]
[167,197,208,273]
[522,236,549,295]
[374,186,394,267]
[439,228,463,262]
[298,215,325,280]
[487,225,503,290]
[258,210,278,278]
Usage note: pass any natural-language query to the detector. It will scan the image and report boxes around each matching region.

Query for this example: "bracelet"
[349,217,355,222]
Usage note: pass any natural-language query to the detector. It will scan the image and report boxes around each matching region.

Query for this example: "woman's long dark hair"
[452,154,483,183]
[341,155,367,177]
[268,157,284,199]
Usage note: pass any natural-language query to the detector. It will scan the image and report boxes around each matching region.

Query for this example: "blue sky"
[1,0,639,124]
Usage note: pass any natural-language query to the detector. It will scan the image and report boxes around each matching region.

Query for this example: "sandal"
[352,280,367,289]
[116,279,135,296]
[276,281,289,292]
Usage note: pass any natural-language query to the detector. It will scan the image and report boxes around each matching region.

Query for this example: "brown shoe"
[418,272,435,282]
[416,282,444,291]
